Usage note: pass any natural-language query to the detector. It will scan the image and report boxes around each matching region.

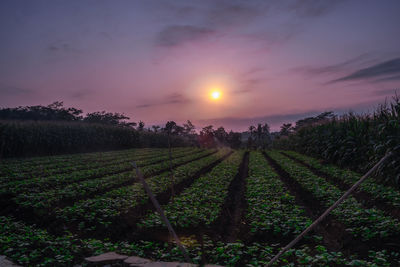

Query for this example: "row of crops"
[1,148,399,266]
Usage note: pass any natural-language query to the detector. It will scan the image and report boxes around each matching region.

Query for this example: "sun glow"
[211,90,221,100]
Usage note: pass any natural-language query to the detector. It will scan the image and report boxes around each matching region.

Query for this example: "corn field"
[273,95,400,186]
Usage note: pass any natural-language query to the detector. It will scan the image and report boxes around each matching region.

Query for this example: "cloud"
[156,25,214,47]
[206,2,263,27]
[47,41,80,53]
[137,92,190,108]
[287,0,344,18]
[70,89,93,99]
[0,84,32,95]
[372,88,400,96]
[234,78,264,94]
[292,53,372,76]
[373,75,400,83]
[330,58,400,83]
[153,1,341,49]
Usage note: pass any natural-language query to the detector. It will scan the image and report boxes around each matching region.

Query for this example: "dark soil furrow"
[4,149,201,180]
[220,151,249,243]
[262,152,366,255]
[281,151,400,221]
[0,151,202,186]
[53,150,218,209]
[0,151,219,225]
[99,151,234,242]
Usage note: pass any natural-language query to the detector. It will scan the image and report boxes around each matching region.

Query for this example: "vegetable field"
[1,148,399,266]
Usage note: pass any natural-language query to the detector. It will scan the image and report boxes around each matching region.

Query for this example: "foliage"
[0,120,191,158]
[1,148,400,265]
[56,149,227,231]
[266,151,400,241]
[285,151,400,208]
[248,123,271,149]
[139,150,242,229]
[246,152,311,236]
[273,95,400,186]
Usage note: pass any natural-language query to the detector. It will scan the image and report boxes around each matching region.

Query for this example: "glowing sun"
[211,90,221,100]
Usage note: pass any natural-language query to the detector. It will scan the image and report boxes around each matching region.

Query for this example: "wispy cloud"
[47,41,80,53]
[329,58,400,83]
[70,89,93,99]
[156,25,214,47]
[292,53,372,76]
[137,92,190,108]
[373,74,400,83]
[0,84,32,95]
[206,2,263,27]
[153,0,342,49]
[372,88,400,96]
[287,0,344,18]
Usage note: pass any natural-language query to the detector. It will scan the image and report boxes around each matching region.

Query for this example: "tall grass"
[0,120,189,158]
[274,95,400,186]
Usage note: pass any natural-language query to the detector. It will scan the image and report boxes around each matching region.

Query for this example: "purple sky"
[1,0,400,131]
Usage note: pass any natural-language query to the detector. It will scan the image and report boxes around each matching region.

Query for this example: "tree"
[280,123,293,136]
[151,125,160,133]
[137,121,145,131]
[84,111,136,127]
[227,130,242,149]
[199,125,215,148]
[247,123,271,149]
[249,125,256,136]
[214,126,228,146]
[183,120,196,135]
[0,101,83,121]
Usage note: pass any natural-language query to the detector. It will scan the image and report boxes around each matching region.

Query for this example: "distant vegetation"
[0,102,192,157]
[0,102,244,157]
[273,94,400,186]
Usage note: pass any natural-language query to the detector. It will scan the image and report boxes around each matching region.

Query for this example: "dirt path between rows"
[223,151,249,243]
[281,151,400,221]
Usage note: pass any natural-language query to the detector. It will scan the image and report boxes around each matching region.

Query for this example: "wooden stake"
[131,162,191,263]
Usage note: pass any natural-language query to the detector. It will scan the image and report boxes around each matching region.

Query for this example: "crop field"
[1,148,400,266]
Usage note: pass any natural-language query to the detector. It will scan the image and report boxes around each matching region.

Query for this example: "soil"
[281,151,400,221]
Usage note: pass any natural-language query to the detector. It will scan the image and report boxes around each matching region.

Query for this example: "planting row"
[266,151,400,242]
[284,151,400,209]
[0,147,158,173]
[55,149,231,232]
[12,149,215,210]
[1,148,209,196]
[245,151,311,239]
[139,151,243,230]
[0,147,194,181]
[1,215,394,266]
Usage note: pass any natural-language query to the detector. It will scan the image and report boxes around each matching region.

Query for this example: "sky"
[1,0,400,131]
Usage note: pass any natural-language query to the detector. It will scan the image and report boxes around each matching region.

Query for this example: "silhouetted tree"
[280,123,293,136]
[227,130,242,149]
[214,126,228,146]
[183,120,196,135]
[0,101,83,121]
[137,121,145,131]
[152,125,160,133]
[199,125,215,148]
[84,111,135,127]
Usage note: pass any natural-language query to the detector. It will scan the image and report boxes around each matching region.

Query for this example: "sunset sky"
[1,0,400,131]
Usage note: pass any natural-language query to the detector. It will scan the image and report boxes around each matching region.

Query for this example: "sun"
[211,90,221,100]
